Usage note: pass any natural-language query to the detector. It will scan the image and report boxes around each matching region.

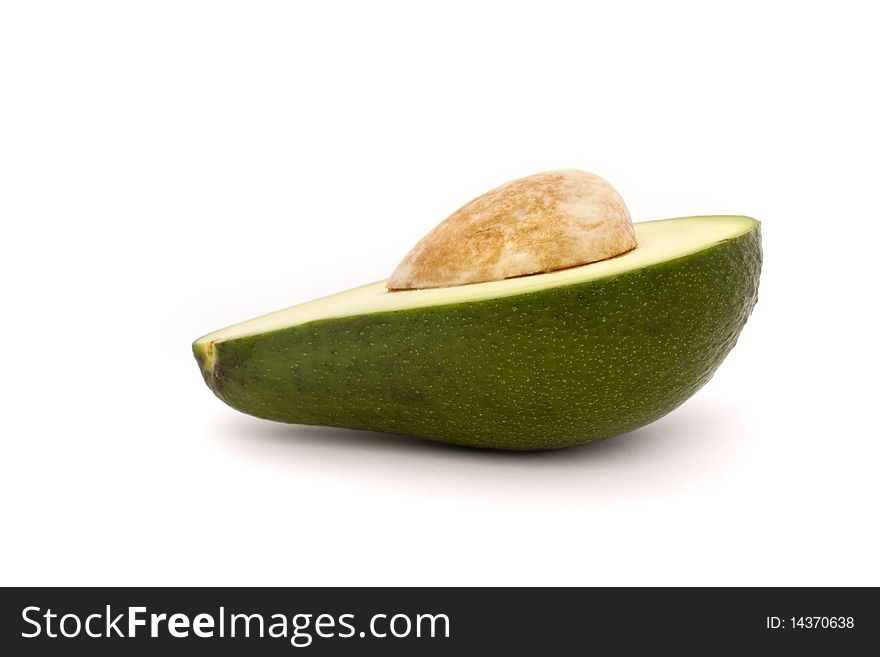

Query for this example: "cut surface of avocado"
[197,216,753,346]
[193,215,761,450]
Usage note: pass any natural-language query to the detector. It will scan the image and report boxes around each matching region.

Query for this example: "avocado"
[193,215,761,450]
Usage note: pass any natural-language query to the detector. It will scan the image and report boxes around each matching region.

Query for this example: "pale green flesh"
[196,216,755,345]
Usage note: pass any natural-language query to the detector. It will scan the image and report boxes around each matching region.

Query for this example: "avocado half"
[194,215,761,450]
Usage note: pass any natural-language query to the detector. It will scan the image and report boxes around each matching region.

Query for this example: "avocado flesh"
[194,215,761,450]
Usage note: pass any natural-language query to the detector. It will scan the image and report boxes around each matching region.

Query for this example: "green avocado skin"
[194,225,761,450]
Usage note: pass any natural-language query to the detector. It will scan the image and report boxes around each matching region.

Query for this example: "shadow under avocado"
[210,396,747,501]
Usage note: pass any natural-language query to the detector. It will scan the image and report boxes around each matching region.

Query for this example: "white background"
[2,1,878,586]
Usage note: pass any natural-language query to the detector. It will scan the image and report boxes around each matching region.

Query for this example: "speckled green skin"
[194,223,761,449]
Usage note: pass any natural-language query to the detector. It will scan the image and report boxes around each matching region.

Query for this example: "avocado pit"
[387,169,637,291]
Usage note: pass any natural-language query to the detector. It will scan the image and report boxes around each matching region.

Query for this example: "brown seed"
[387,170,636,290]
